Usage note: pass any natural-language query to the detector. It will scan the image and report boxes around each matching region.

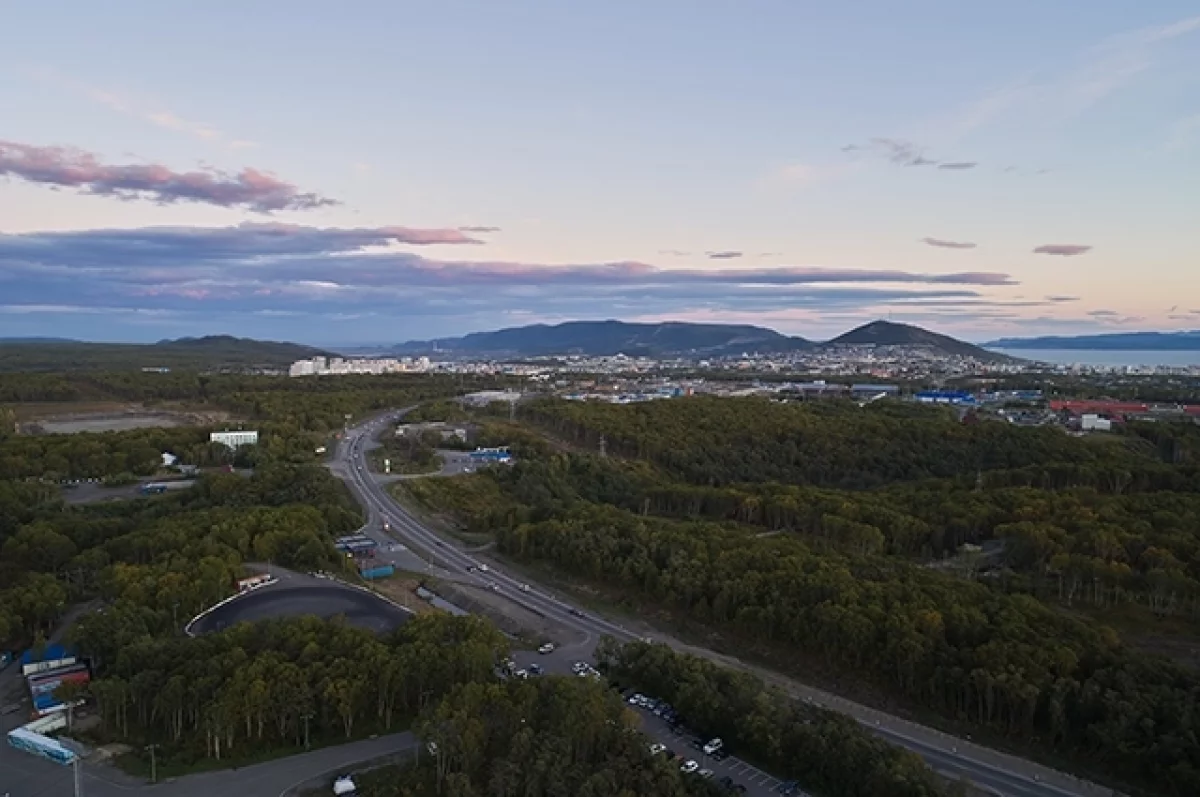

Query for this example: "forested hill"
[0,335,331,372]
[394,318,1010,360]
[986,330,1200,350]
[822,320,1012,362]
[394,320,811,357]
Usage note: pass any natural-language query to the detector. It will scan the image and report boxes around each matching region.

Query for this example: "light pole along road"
[334,411,1119,797]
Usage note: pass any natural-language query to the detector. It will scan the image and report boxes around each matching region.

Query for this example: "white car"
[702,738,724,756]
[538,642,556,654]
[648,743,666,755]
[479,564,489,572]
[514,669,528,679]
[680,760,699,774]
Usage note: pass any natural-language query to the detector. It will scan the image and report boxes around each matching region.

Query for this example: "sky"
[1,1,1198,345]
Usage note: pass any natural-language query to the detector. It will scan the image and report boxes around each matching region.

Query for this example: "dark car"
[718,776,735,789]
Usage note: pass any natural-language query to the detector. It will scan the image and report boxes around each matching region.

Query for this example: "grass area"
[369,448,442,475]
[370,571,442,615]
[1059,602,1200,670]
[390,477,508,546]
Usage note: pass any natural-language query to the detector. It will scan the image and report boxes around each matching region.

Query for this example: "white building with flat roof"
[210,430,259,448]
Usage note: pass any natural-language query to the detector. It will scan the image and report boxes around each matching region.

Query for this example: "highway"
[335,410,1119,797]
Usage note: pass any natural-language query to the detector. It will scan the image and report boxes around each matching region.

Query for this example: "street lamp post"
[146,743,160,783]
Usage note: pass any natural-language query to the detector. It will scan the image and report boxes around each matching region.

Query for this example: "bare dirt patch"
[16,403,233,435]
[371,574,441,616]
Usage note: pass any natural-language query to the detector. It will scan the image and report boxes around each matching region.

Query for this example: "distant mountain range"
[395,319,1011,362]
[394,320,810,358]
[0,335,331,372]
[987,331,1200,351]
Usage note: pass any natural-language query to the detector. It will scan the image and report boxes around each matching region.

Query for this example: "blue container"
[360,564,395,580]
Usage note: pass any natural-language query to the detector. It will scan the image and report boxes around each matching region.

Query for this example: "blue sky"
[1,1,1198,344]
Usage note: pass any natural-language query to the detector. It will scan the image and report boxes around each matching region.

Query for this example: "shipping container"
[359,564,395,580]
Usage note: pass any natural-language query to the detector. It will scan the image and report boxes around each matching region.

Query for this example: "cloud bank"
[0,139,336,212]
[0,223,1021,339]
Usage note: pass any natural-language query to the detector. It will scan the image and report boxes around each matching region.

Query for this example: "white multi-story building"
[288,356,431,377]
[210,430,259,448]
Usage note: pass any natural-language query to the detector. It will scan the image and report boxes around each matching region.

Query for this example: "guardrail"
[182,577,278,636]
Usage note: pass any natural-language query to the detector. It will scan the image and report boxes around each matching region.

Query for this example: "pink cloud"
[0,139,337,212]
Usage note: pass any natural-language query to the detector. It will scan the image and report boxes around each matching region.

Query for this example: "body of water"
[990,348,1200,368]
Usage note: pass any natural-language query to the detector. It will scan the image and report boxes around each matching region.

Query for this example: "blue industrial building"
[914,390,977,406]
[469,447,513,463]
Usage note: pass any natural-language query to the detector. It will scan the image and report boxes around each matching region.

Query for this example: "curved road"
[336,411,1119,797]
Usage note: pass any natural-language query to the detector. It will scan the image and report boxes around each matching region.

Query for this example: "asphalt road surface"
[334,410,1118,797]
[187,579,410,636]
[0,729,416,797]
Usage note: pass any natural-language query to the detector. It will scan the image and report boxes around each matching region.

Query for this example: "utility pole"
[145,743,160,783]
[73,757,83,797]
[598,435,607,458]
[303,712,313,749]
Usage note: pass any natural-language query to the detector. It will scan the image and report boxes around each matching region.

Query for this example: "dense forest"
[399,397,1200,795]
[351,640,948,797]
[523,396,1162,488]
[596,639,946,797]
[351,676,726,797]
[0,335,329,372]
[0,376,956,794]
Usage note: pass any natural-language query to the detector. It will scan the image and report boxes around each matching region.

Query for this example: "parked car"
[528,663,543,675]
[702,738,724,756]
[698,769,714,779]
[538,642,556,654]
[680,760,700,774]
[648,743,666,755]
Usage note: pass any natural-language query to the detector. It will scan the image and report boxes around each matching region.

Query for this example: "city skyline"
[2,2,1198,344]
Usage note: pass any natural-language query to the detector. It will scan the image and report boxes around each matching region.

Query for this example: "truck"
[140,483,168,495]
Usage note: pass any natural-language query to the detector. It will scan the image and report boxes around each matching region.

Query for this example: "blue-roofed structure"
[915,390,977,406]
[470,447,513,463]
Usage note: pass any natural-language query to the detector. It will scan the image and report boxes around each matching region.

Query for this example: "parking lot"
[631,699,801,797]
